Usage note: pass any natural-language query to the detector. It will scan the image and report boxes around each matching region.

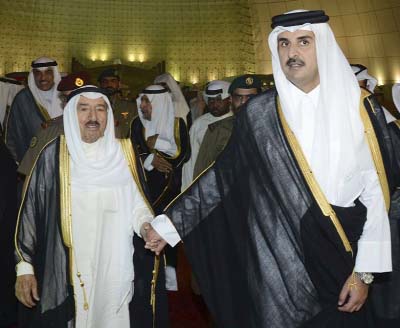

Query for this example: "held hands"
[141,222,167,255]
[15,274,40,308]
[152,154,172,174]
[338,273,369,312]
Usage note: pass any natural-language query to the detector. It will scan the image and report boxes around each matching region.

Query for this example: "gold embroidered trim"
[163,159,216,212]
[59,135,72,248]
[362,96,390,211]
[143,118,182,159]
[59,135,75,287]
[120,138,159,321]
[120,138,154,214]
[151,255,160,328]
[277,100,353,254]
[394,120,400,130]
[14,136,59,263]
[35,100,51,122]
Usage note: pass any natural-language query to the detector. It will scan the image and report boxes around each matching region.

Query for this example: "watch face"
[357,272,374,284]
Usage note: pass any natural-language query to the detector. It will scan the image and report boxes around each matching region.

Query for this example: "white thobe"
[181,111,233,191]
[71,142,153,328]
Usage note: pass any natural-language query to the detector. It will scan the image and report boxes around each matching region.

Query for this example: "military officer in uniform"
[193,74,262,177]
[98,68,138,138]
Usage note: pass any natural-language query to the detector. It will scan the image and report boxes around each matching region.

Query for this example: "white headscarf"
[63,86,131,188]
[392,83,400,114]
[137,84,177,156]
[268,10,365,204]
[154,73,190,122]
[203,80,231,102]
[28,56,63,118]
[351,65,378,93]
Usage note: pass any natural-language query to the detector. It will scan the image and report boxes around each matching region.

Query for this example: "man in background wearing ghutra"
[4,57,63,163]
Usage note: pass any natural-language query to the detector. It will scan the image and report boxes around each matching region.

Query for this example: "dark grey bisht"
[164,88,400,328]
[5,88,48,163]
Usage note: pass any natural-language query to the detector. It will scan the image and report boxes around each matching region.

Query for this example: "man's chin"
[37,84,54,91]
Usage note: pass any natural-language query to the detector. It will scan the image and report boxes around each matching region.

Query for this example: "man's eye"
[78,107,88,112]
[300,40,309,46]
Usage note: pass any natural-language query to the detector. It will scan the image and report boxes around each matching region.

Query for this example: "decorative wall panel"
[0,0,254,84]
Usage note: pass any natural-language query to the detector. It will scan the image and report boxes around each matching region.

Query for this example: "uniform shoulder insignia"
[30,136,38,148]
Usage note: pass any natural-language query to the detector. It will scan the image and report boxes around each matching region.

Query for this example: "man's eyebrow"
[277,37,289,43]
[297,35,313,41]
[78,103,90,106]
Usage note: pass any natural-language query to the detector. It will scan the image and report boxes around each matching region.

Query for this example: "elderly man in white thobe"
[14,86,157,328]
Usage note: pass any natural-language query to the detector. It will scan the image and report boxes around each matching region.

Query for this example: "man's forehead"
[277,29,315,39]
[102,76,119,81]
[77,95,106,105]
[33,67,53,73]
[233,88,258,95]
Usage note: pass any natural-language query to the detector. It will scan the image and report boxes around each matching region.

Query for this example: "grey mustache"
[85,121,100,127]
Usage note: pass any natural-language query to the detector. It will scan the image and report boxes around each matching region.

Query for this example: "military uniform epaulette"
[18,117,64,176]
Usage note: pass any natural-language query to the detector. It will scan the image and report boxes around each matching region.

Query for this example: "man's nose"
[88,108,98,120]
[288,44,299,58]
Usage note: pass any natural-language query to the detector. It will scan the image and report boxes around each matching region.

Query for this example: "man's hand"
[152,154,172,173]
[144,225,167,255]
[15,274,40,308]
[146,134,159,150]
[338,273,369,312]
[140,222,152,242]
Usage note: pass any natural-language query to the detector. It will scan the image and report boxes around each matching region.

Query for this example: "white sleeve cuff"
[16,261,34,276]
[151,214,181,247]
[143,154,154,171]
[133,207,153,237]
[155,138,172,152]
[354,241,392,273]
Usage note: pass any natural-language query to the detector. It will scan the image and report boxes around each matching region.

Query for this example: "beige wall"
[0,0,254,84]
[250,0,400,85]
